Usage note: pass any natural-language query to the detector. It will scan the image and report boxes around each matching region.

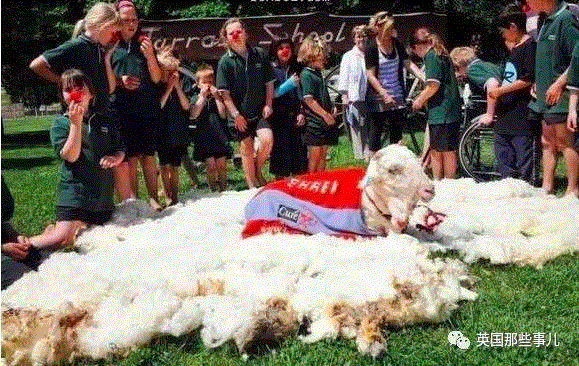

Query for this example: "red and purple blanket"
[242,168,377,238]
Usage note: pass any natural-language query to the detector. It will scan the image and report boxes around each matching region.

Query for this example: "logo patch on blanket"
[243,168,373,238]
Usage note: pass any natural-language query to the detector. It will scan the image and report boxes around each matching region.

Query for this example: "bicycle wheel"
[458,115,501,182]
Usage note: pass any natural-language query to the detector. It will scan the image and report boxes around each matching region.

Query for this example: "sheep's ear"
[370,149,386,162]
[386,163,404,176]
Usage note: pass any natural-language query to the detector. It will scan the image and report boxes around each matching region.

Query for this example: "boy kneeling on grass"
[29,70,125,252]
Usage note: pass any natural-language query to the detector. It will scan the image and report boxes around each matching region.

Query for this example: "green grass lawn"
[2,116,578,365]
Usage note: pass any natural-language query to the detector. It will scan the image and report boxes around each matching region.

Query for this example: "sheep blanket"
[243,168,372,238]
[2,178,579,364]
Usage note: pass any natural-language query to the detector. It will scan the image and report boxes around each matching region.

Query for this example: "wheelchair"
[457,96,502,182]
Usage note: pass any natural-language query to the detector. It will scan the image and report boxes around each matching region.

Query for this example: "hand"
[380,92,395,106]
[322,111,336,126]
[262,104,273,120]
[209,85,219,98]
[68,102,84,126]
[200,83,211,98]
[568,110,578,132]
[234,114,248,132]
[488,87,502,100]
[412,97,424,111]
[121,75,141,90]
[99,154,123,169]
[139,36,155,60]
[546,80,564,105]
[478,113,494,127]
[296,113,305,126]
[530,83,537,99]
[1,236,31,261]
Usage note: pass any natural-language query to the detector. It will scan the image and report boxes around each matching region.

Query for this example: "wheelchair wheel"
[458,115,501,182]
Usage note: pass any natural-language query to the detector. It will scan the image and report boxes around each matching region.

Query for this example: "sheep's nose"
[420,184,435,202]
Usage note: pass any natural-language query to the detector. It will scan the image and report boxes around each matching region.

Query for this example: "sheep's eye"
[388,167,403,175]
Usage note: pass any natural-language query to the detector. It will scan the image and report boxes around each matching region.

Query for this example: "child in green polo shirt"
[157,48,192,204]
[411,28,462,180]
[297,34,339,172]
[29,69,125,250]
[216,18,275,189]
[450,46,502,126]
[527,0,579,197]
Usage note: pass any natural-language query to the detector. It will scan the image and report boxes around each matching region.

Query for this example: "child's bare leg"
[318,145,328,171]
[555,123,579,196]
[308,146,322,172]
[255,128,273,185]
[127,157,140,198]
[140,155,160,208]
[181,154,199,188]
[442,150,457,179]
[170,165,180,202]
[216,157,228,191]
[205,157,218,191]
[542,123,558,193]
[160,165,172,204]
[430,150,444,180]
[29,221,85,250]
[239,137,258,188]
[113,161,134,201]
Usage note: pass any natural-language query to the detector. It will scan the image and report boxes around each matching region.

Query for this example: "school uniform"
[365,38,408,150]
[269,61,307,176]
[158,92,190,166]
[530,1,579,123]
[192,93,232,162]
[567,41,579,151]
[112,39,161,157]
[50,112,125,224]
[216,46,275,140]
[494,37,540,185]
[424,49,462,152]
[42,35,111,113]
[300,67,339,146]
[466,59,503,98]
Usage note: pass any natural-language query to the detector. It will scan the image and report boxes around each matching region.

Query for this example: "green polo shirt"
[530,1,579,114]
[112,40,161,118]
[43,35,110,113]
[467,59,502,97]
[567,42,579,88]
[424,49,462,125]
[216,46,274,120]
[50,113,124,212]
[300,67,332,128]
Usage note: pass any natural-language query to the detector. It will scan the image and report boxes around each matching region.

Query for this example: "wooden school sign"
[141,11,446,61]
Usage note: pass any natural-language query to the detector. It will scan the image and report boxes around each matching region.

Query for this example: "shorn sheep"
[2,148,578,364]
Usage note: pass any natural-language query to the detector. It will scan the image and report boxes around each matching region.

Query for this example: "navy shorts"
[56,206,113,226]
[232,117,271,141]
[429,122,460,152]
[158,145,187,167]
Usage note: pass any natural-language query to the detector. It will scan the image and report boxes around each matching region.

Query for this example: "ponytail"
[411,27,448,57]
[72,19,86,39]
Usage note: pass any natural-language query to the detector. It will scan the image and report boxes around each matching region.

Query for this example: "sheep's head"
[157,46,180,71]
[361,144,435,233]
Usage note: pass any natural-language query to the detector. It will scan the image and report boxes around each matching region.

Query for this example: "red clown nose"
[69,89,83,103]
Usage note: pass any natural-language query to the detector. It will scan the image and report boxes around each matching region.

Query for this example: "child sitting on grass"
[191,64,231,192]
[29,69,125,249]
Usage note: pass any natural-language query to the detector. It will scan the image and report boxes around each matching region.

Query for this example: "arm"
[303,96,335,125]
[140,37,162,83]
[160,82,175,109]
[211,87,227,119]
[479,78,500,126]
[412,81,440,111]
[403,59,426,83]
[29,56,61,85]
[568,89,578,131]
[174,79,191,111]
[263,81,274,119]
[337,55,351,104]
[59,107,84,163]
[366,66,395,105]
[545,67,568,105]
